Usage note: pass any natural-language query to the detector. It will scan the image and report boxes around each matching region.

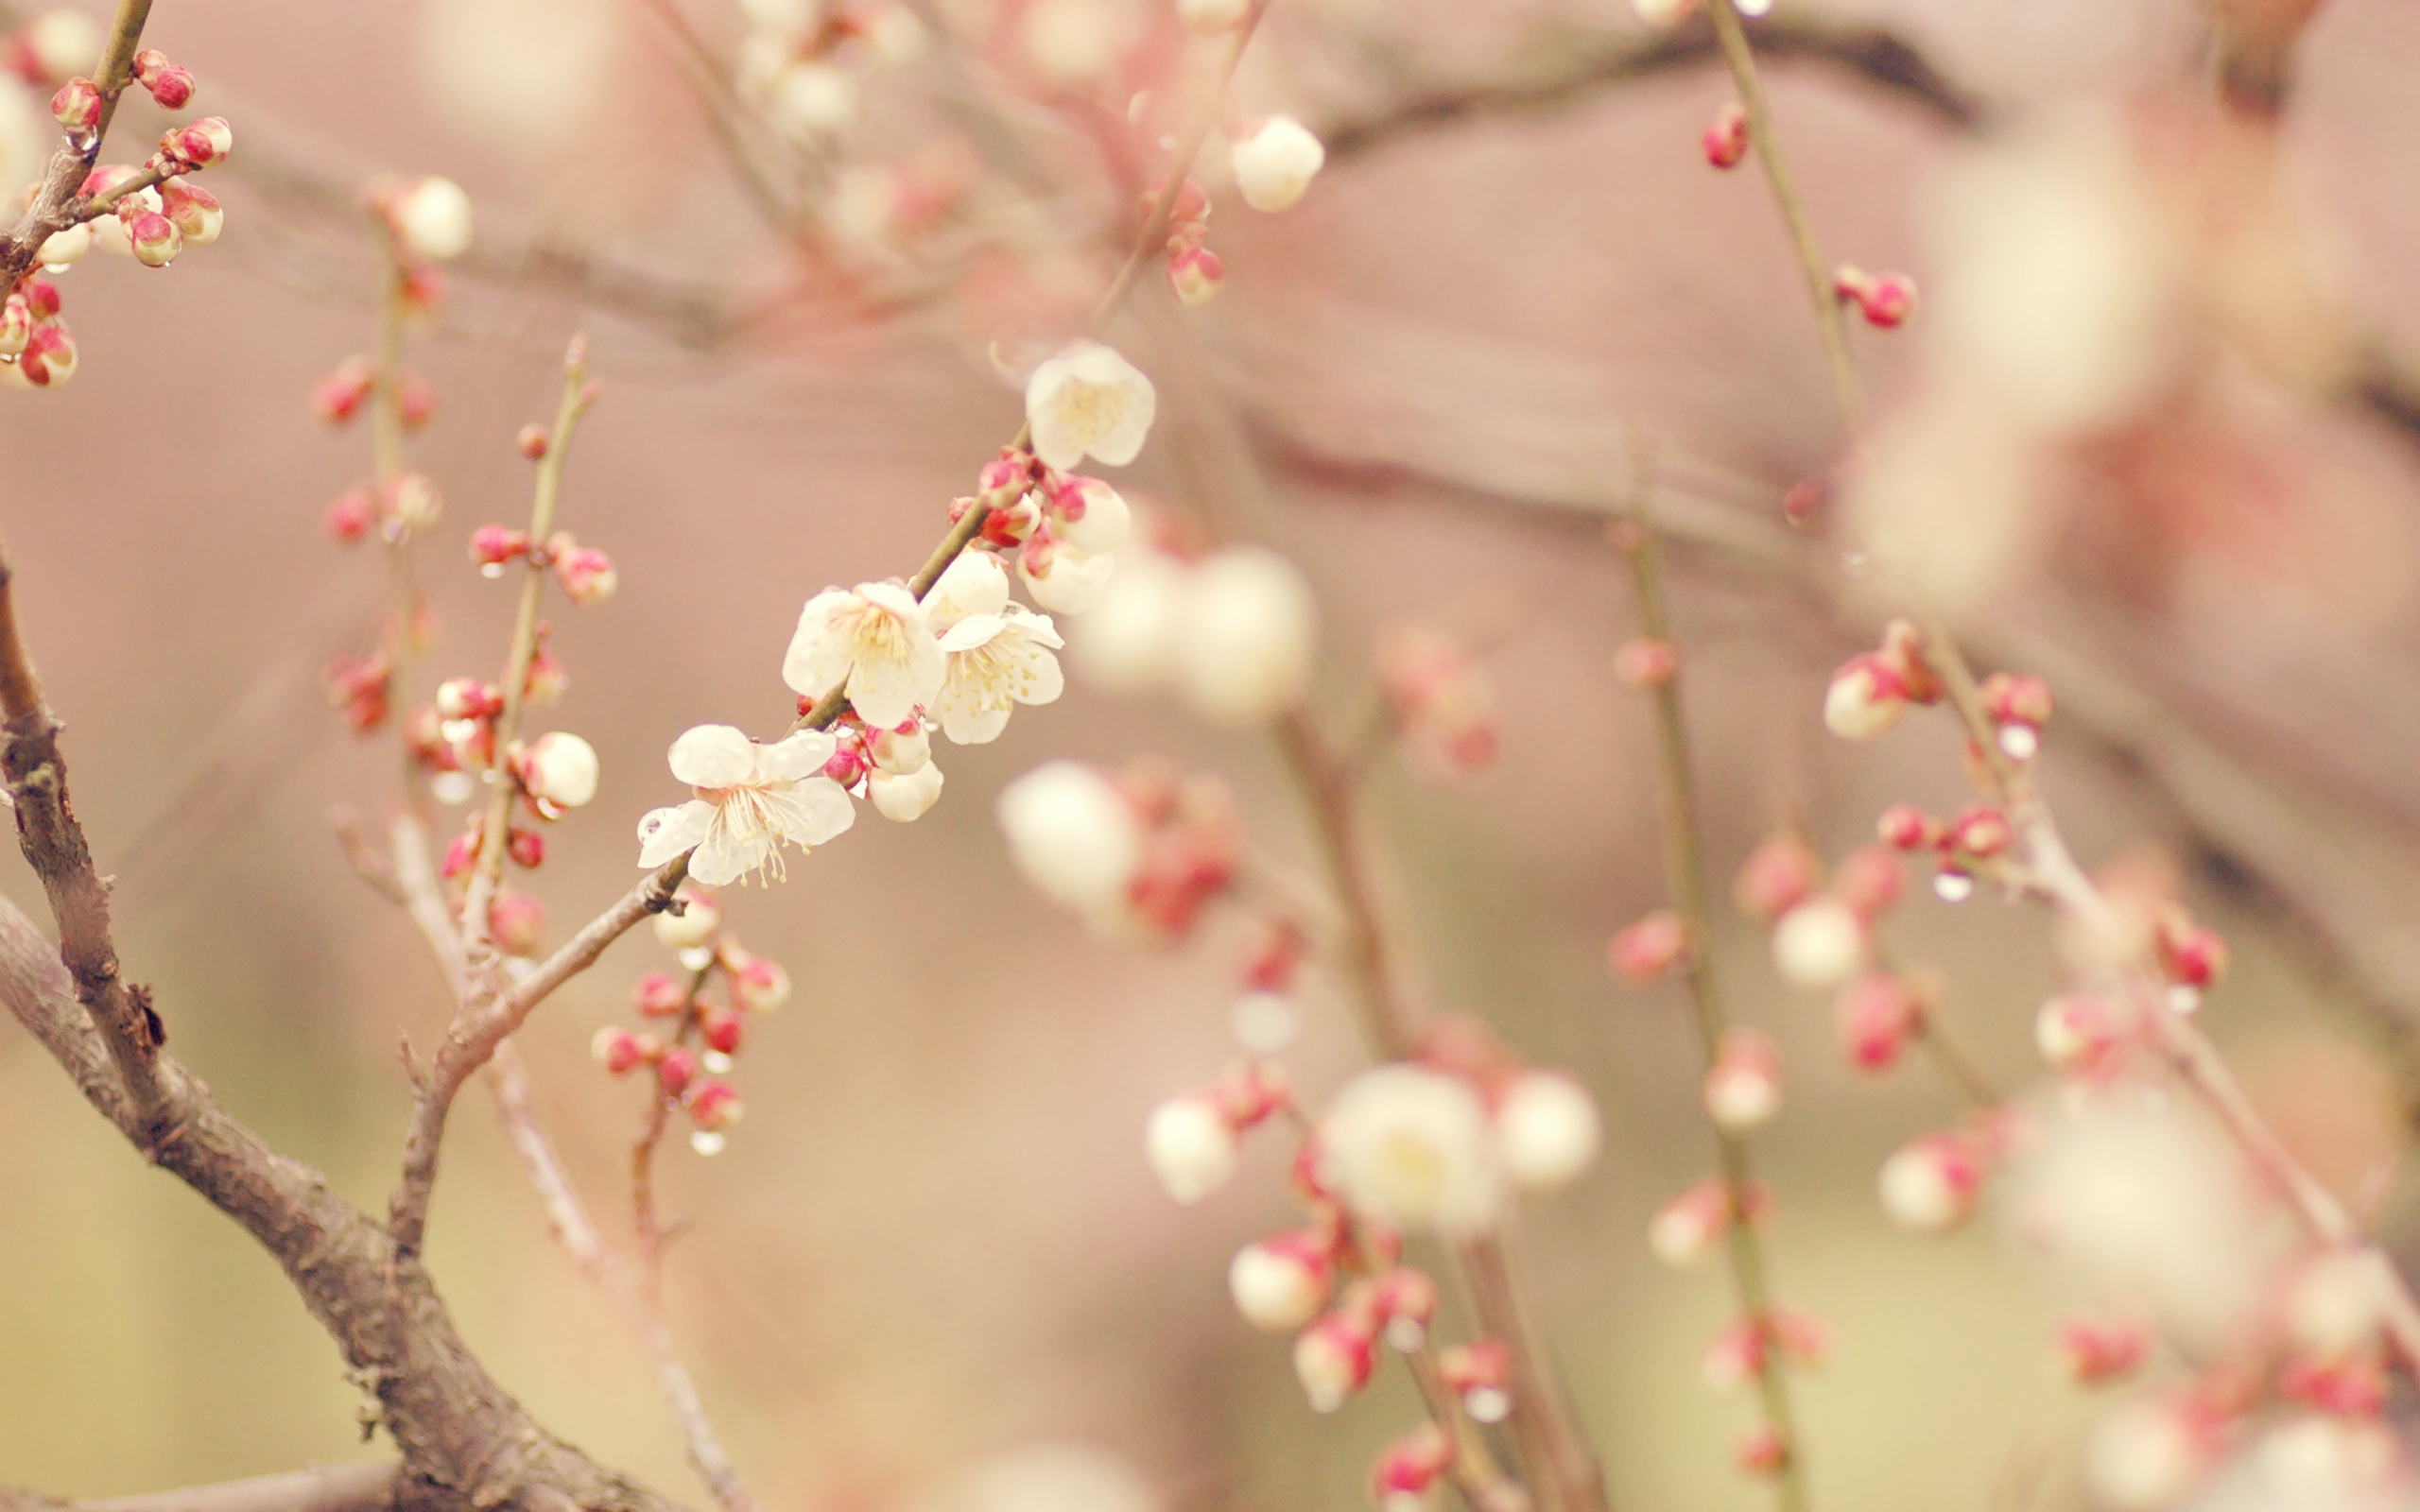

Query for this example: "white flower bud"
[1320,1065,1503,1238]
[522,731,598,809]
[996,761,1143,914]
[1231,115,1324,213]
[1146,1094,1237,1204]
[36,222,89,266]
[1071,551,1187,694]
[870,722,931,775]
[395,177,474,263]
[1495,1071,1600,1191]
[1703,1034,1782,1133]
[869,761,945,822]
[1772,898,1865,989]
[1176,547,1315,726]
[1877,1134,1980,1233]
[1227,1235,1331,1332]
[1823,655,1908,742]
[1020,540,1117,615]
[653,890,721,950]
[1056,477,1132,553]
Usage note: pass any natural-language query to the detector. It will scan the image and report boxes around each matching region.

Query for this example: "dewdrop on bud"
[870,762,944,821]
[1649,1180,1731,1268]
[1231,115,1324,214]
[1292,1314,1375,1413]
[553,544,617,606]
[487,890,546,956]
[700,1006,744,1057]
[654,888,721,950]
[1228,1231,1334,1332]
[591,1026,658,1075]
[1952,807,2012,860]
[1609,908,1689,982]
[391,177,473,263]
[1167,244,1223,306]
[1878,1131,1983,1233]
[127,209,181,266]
[1703,103,1749,169]
[1772,898,1865,988]
[470,525,528,571]
[521,731,599,810]
[48,77,97,134]
[1495,1070,1600,1190]
[161,180,221,246]
[1146,1095,1238,1204]
[1824,653,1908,740]
[1703,1028,1782,1132]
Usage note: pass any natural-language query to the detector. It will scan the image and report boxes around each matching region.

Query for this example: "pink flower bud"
[1649,1179,1732,1267]
[506,826,544,869]
[0,293,29,359]
[1877,1130,1984,1232]
[729,952,790,1013]
[142,60,193,110]
[1981,671,2053,728]
[312,356,376,423]
[1704,1027,1782,1131]
[470,525,529,571]
[397,372,435,431]
[523,644,568,706]
[1824,652,1908,741]
[1876,803,1938,851]
[1854,271,1917,329]
[1144,176,1212,225]
[1951,806,2012,860]
[553,544,617,606]
[591,1026,658,1075]
[1782,477,1827,530]
[1371,1425,1453,1506]
[2035,991,2124,1073]
[31,319,87,387]
[2156,916,2228,988]
[687,1079,744,1130]
[1736,1426,1789,1479]
[1703,102,1749,168]
[977,450,1035,498]
[657,1046,700,1098]
[1612,637,1678,690]
[1836,971,1920,1071]
[1733,833,1818,921]
[633,972,689,1019]
[487,890,546,957]
[515,422,548,459]
[1702,1317,1768,1389]
[1228,1230,1335,1332]
[2055,1317,2149,1386]
[821,743,869,785]
[49,77,97,133]
[700,1006,745,1057]
[520,730,599,811]
[1832,844,1904,919]
[160,180,221,245]
[434,678,500,720]
[1609,908,1689,983]
[20,279,59,320]
[324,487,375,544]
[439,827,477,880]
[1374,1266,1439,1345]
[1292,1312,1376,1413]
[382,472,441,532]
[127,208,180,266]
[1167,243,1224,306]
[165,115,232,166]
[1436,1336,1511,1397]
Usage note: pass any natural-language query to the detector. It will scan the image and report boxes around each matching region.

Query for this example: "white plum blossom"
[1319,1064,1504,1238]
[520,730,598,810]
[1495,1071,1601,1191]
[1019,539,1117,616]
[1024,342,1155,472]
[1146,1094,1236,1203]
[1231,116,1324,213]
[394,177,474,262]
[636,725,856,885]
[995,761,1143,915]
[1176,547,1316,725]
[925,551,1067,744]
[869,760,945,821]
[1228,1235,1331,1332]
[783,580,945,730]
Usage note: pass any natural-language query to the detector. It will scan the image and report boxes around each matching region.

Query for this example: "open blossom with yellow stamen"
[925,551,1065,744]
[782,579,944,729]
[1024,341,1154,472]
[635,724,855,885]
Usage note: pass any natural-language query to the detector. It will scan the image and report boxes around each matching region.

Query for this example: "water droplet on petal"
[689,1130,727,1156]
[1933,868,1976,903]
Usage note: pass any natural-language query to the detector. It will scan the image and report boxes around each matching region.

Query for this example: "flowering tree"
[4,1,2420,1512]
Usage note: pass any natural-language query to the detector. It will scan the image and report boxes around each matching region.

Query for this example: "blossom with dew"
[783,580,945,730]
[1703,1028,1782,1132]
[1228,1230,1334,1332]
[1319,1064,1504,1238]
[1231,115,1324,213]
[520,730,598,810]
[1772,897,1866,988]
[925,550,1066,744]
[1495,1070,1600,1190]
[995,761,1143,915]
[1145,1093,1236,1204]
[391,177,473,262]
[1024,341,1155,472]
[635,725,856,885]
[1175,546,1315,726]
[870,760,944,821]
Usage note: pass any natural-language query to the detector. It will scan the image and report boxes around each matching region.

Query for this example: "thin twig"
[3,1462,400,1512]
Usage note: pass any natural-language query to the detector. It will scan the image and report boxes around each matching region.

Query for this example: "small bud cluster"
[1149,177,1224,307]
[594,885,787,1155]
[368,176,474,266]
[1821,618,1946,743]
[731,0,925,148]
[1831,265,1918,330]
[999,757,1238,939]
[1230,115,1325,214]
[1376,627,1499,779]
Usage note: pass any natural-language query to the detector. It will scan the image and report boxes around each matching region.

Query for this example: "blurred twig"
[0,1463,401,1512]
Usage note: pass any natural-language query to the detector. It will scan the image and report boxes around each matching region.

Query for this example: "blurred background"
[3,0,2420,1509]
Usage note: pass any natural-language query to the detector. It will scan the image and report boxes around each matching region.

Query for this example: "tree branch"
[3,1463,400,1512]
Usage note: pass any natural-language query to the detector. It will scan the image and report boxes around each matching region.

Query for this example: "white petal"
[938,612,1011,653]
[869,762,945,821]
[856,579,926,621]
[758,729,837,782]
[637,800,714,867]
[668,725,758,787]
[786,776,858,846]
[925,550,1011,629]
[1058,479,1131,553]
[1021,542,1116,614]
[688,822,763,887]
[782,588,858,697]
[844,630,946,729]
[998,603,1065,649]
[940,691,1014,745]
